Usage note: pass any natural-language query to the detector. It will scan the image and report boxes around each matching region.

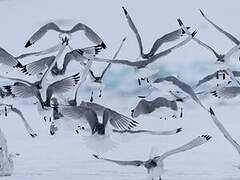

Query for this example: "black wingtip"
[50,131,55,136]
[137,95,146,99]
[228,81,232,84]
[15,62,23,68]
[199,9,205,16]
[25,40,32,48]
[176,128,182,133]
[176,98,183,102]
[101,42,107,49]
[30,133,37,138]
[93,154,99,159]
[177,18,183,25]
[202,134,212,141]
[122,7,128,15]
[209,108,215,115]
[191,30,197,37]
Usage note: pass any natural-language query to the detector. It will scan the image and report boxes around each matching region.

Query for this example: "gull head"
[9,153,20,160]
[59,33,71,44]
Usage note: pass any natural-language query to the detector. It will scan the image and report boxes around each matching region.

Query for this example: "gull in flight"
[192,69,235,89]
[3,72,80,109]
[0,104,37,138]
[148,76,208,111]
[24,22,106,49]
[178,17,240,86]
[87,37,126,102]
[131,97,183,119]
[49,98,139,136]
[93,135,211,180]
[0,128,20,176]
[83,31,196,85]
[122,7,189,59]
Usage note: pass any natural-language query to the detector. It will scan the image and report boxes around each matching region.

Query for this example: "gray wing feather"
[154,135,211,161]
[200,10,240,45]
[113,128,182,135]
[93,154,144,167]
[211,87,240,99]
[209,108,240,155]
[21,56,55,75]
[0,48,20,67]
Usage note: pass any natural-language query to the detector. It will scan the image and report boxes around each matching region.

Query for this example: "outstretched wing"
[112,128,182,135]
[122,7,144,57]
[0,48,22,67]
[10,106,37,138]
[103,108,138,130]
[154,135,211,161]
[25,22,62,48]
[93,154,144,167]
[4,83,35,98]
[69,23,106,49]
[209,108,240,155]
[177,18,219,58]
[211,87,240,99]
[200,10,240,45]
[47,73,80,99]
[193,71,218,89]
[20,56,55,75]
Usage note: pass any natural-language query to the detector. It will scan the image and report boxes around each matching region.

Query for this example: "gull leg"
[158,177,162,180]
[147,78,149,83]
[99,90,102,97]
[180,107,183,118]
[216,71,219,79]
[90,91,94,102]
[138,79,141,86]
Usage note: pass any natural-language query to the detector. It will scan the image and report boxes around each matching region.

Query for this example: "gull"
[25,22,107,49]
[50,99,139,136]
[209,108,240,160]
[178,18,240,86]
[122,7,189,59]
[192,70,236,89]
[131,97,183,119]
[0,104,37,138]
[93,135,211,180]
[0,128,20,176]
[87,37,126,102]
[84,31,196,84]
[55,105,138,136]
[19,45,101,76]
[211,86,240,99]
[150,76,208,111]
[3,72,80,109]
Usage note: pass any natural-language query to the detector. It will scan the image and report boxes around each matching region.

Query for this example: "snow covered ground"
[1,0,240,179]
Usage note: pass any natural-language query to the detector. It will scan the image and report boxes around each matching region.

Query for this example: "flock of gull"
[0,7,240,180]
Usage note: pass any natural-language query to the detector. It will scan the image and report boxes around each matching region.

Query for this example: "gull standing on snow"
[0,128,20,176]
[93,135,211,180]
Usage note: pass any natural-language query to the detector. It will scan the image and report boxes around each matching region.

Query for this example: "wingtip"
[101,42,107,49]
[25,40,32,48]
[30,133,37,138]
[122,36,127,42]
[93,154,99,159]
[176,128,182,133]
[201,134,212,141]
[199,9,205,16]
[191,30,197,37]
[209,107,215,115]
[122,6,128,15]
[177,18,183,26]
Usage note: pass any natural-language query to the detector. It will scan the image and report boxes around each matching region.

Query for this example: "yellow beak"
[33,102,38,104]
[16,153,20,156]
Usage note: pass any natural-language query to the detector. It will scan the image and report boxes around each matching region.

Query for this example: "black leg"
[138,79,141,86]
[223,73,225,80]
[99,90,102,97]
[180,108,183,118]
[146,78,149,83]
[90,91,93,102]
[216,71,219,79]
[158,177,162,180]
